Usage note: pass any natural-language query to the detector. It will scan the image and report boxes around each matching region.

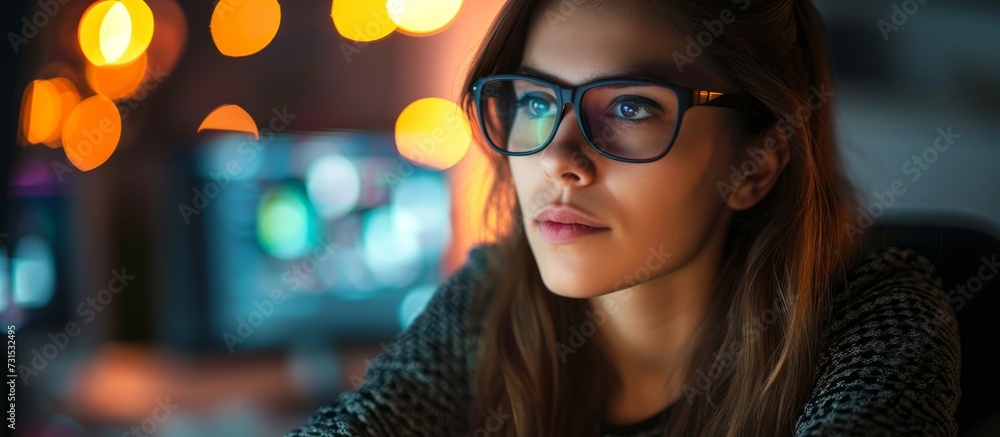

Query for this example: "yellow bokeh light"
[86,51,148,101]
[394,98,471,170]
[388,0,462,35]
[198,104,259,139]
[331,0,397,42]
[210,0,281,57]
[61,95,122,172]
[79,0,155,66]
[20,80,63,145]
[100,2,132,63]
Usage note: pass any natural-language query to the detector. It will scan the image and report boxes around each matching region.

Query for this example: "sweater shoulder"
[795,247,961,435]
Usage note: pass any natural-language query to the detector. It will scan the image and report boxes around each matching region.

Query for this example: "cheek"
[603,114,734,274]
[508,158,555,228]
[509,159,537,212]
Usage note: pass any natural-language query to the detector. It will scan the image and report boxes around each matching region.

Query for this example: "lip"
[534,205,610,244]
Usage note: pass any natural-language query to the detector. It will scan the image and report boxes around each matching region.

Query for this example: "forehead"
[520,1,737,92]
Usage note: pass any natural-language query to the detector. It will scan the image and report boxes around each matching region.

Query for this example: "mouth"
[533,205,610,244]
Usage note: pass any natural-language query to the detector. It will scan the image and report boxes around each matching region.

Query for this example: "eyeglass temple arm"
[695,91,770,119]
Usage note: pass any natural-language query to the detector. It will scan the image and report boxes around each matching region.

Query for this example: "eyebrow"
[514,65,680,86]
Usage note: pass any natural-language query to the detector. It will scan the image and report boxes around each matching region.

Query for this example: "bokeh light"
[361,207,421,288]
[198,104,259,139]
[12,235,57,309]
[145,0,188,73]
[394,97,472,170]
[197,134,264,181]
[61,95,122,171]
[0,246,9,314]
[331,0,397,42]
[86,51,148,101]
[398,284,435,329]
[388,0,463,35]
[391,172,450,250]
[305,154,361,220]
[257,184,317,260]
[79,0,155,66]
[47,78,82,149]
[210,0,281,57]
[20,80,63,145]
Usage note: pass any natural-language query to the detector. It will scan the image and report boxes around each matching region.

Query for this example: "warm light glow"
[86,51,148,101]
[394,98,471,170]
[210,0,281,57]
[198,104,259,139]
[388,0,462,35]
[20,80,63,145]
[61,95,122,171]
[79,0,155,66]
[46,78,82,149]
[446,144,501,274]
[331,0,397,42]
[100,2,132,63]
[144,0,188,73]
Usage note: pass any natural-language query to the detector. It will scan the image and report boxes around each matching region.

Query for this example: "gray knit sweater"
[284,246,961,436]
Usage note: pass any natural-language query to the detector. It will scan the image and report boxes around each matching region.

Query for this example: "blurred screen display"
[195,131,452,348]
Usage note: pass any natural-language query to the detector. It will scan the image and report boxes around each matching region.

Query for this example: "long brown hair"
[460,0,863,435]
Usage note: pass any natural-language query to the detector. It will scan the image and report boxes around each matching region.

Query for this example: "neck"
[588,209,731,423]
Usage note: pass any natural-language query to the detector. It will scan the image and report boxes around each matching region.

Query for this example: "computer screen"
[193,131,454,350]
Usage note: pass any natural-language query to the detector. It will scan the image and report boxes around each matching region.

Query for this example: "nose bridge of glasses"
[551,85,585,135]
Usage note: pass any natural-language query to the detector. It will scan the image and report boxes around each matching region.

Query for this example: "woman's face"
[510,1,743,298]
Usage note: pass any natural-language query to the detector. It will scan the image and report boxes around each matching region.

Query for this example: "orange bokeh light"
[46,78,82,149]
[86,51,148,101]
[20,80,63,145]
[198,104,259,139]
[389,0,463,35]
[61,95,122,171]
[210,0,281,57]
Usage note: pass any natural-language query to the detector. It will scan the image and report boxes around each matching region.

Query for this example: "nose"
[539,106,596,187]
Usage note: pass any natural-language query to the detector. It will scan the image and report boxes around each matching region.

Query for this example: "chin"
[535,262,611,299]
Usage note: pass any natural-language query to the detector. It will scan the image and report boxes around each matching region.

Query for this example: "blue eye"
[614,100,650,119]
[517,94,555,118]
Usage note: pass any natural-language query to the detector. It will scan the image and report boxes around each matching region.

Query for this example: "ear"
[725,126,791,211]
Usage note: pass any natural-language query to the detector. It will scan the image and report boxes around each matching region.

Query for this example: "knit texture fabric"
[284,246,960,436]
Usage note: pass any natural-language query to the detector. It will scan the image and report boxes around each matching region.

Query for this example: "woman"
[286,0,960,435]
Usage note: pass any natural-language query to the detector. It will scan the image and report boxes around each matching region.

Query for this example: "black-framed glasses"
[470,74,765,163]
